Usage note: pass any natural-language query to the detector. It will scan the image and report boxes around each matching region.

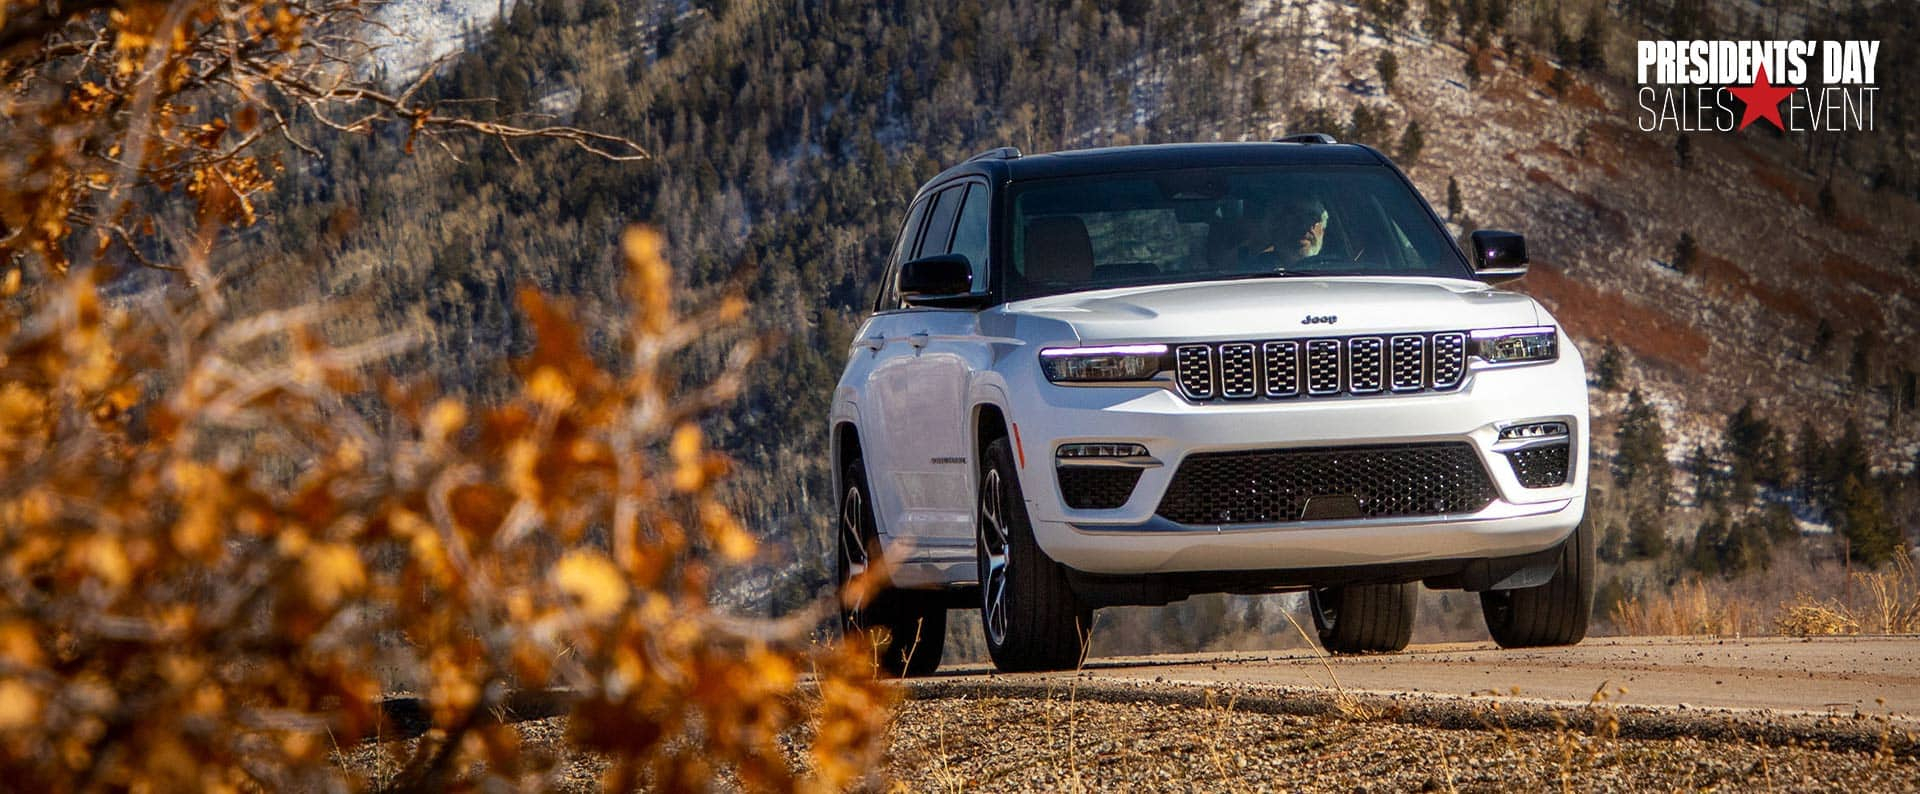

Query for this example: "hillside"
[222,0,1919,638]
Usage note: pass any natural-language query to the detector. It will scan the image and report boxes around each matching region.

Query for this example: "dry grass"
[1773,555,1920,637]
[1610,580,1756,637]
[1613,554,1920,640]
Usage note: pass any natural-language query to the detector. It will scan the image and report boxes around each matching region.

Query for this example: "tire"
[1480,516,1595,649]
[1309,582,1416,654]
[977,437,1092,672]
[838,455,946,677]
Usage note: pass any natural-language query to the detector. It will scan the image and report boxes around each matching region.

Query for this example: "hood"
[1006,277,1543,343]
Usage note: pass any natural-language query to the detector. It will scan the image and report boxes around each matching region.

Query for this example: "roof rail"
[965,146,1023,162]
[1274,133,1338,145]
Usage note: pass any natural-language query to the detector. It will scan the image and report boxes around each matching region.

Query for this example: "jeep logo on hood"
[1301,315,1338,325]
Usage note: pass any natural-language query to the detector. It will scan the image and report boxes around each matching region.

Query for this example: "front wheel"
[978,437,1091,672]
[1309,582,1416,654]
[1480,517,1595,648]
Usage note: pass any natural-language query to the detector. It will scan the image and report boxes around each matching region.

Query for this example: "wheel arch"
[831,421,863,514]
[973,402,1010,464]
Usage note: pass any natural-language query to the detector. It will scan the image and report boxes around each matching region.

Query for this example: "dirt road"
[884,636,1920,791]
[923,635,1920,719]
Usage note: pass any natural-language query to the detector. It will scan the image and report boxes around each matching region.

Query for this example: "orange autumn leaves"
[0,228,895,790]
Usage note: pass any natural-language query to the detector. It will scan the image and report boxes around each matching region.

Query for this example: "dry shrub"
[1608,579,1753,637]
[1774,597,1861,637]
[1778,554,1920,637]
[1851,553,1920,634]
[0,228,894,790]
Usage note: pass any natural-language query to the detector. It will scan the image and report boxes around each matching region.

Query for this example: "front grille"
[1175,332,1470,402]
[1505,443,1571,488]
[1058,467,1143,509]
[1156,442,1497,525]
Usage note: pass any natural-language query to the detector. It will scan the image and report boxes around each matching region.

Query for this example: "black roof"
[920,141,1388,198]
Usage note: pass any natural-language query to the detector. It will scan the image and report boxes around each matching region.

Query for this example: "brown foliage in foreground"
[0,227,895,790]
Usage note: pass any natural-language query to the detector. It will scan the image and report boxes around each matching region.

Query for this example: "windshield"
[1004,166,1471,299]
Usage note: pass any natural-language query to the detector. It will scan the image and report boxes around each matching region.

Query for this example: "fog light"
[1056,443,1150,459]
[1499,421,1569,441]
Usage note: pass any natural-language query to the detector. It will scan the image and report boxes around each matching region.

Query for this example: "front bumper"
[1008,349,1589,576]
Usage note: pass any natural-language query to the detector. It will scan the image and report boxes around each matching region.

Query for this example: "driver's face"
[1277,209,1327,259]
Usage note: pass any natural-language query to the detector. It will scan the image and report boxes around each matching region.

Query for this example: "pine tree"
[1377,50,1399,93]
[1849,330,1876,392]
[1628,506,1668,558]
[1614,389,1674,511]
[1599,521,1629,562]
[1688,509,1729,576]
[1577,8,1607,70]
[1397,119,1425,163]
[1593,343,1623,390]
[1689,443,1720,506]
[1673,231,1696,273]
[1839,474,1898,565]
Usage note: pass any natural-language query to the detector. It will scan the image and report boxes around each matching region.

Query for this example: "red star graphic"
[1727,66,1795,131]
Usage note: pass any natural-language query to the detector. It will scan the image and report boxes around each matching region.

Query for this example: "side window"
[914,186,962,259]
[877,196,932,312]
[947,184,991,294]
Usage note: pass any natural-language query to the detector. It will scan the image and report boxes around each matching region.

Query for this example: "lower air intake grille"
[1058,467,1144,510]
[1505,443,1571,488]
[1156,442,1497,525]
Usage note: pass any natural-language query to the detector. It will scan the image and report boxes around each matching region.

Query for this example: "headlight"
[1469,327,1558,364]
[1039,344,1169,382]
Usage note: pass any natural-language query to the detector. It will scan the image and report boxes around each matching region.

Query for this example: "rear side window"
[915,186,963,258]
[947,184,992,294]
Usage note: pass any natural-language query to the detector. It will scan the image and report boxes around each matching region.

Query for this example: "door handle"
[909,331,930,349]
[860,334,884,351]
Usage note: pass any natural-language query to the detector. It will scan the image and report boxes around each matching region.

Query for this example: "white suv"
[831,140,1591,675]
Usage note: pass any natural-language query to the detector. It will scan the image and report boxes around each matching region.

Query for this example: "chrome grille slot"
[1218,343,1257,398]
[1390,335,1425,392]
[1262,341,1299,397]
[1176,345,1213,399]
[1306,340,1341,395]
[1432,333,1466,388]
[1348,337,1383,394]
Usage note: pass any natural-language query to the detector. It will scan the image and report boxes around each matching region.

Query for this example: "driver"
[1244,197,1328,270]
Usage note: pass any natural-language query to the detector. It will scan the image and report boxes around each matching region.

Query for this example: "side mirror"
[1468,230,1528,283]
[898,254,981,306]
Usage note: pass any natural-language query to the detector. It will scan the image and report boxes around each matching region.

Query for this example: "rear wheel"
[1481,517,1594,648]
[978,437,1091,672]
[838,456,946,677]
[1310,582,1416,654]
